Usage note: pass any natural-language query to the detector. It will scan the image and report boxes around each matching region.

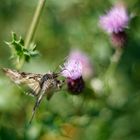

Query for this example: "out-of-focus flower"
[99,3,130,47]
[91,78,103,95]
[99,4,129,34]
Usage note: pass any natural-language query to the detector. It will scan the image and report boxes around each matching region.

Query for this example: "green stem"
[24,0,46,49]
[104,48,123,93]
[106,48,123,76]
[17,0,46,69]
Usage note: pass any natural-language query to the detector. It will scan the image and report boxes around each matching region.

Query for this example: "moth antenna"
[54,56,68,73]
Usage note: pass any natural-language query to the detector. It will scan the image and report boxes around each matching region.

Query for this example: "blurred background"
[0,0,140,139]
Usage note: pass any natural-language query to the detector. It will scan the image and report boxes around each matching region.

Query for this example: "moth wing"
[2,68,43,96]
[26,79,41,96]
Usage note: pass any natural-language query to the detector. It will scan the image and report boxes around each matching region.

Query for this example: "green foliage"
[0,0,140,140]
[5,32,39,67]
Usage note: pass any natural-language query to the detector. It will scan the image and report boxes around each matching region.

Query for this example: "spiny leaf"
[5,32,39,67]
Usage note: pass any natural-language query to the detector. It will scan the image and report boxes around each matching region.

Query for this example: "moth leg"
[29,90,45,124]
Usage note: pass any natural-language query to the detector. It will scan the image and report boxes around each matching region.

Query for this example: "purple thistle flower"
[61,59,82,80]
[61,50,90,94]
[99,4,129,34]
[68,50,93,79]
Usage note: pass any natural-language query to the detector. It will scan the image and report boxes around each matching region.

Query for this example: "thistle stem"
[24,0,46,49]
[104,48,123,92]
[106,48,123,76]
[17,0,46,69]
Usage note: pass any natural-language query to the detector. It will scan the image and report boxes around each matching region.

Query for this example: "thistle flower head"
[99,4,129,34]
[61,49,93,79]
[61,59,84,94]
[68,50,93,79]
[61,59,82,80]
[61,50,91,94]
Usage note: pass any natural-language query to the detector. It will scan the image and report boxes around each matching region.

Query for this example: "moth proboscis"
[2,68,64,124]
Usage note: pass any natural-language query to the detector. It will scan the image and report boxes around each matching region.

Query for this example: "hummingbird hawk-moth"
[2,68,64,123]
